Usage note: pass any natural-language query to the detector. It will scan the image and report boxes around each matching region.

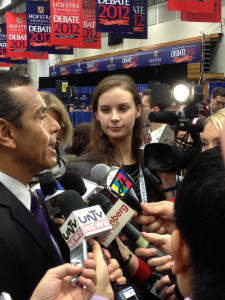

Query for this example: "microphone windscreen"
[88,192,113,213]
[58,190,86,219]
[40,173,57,196]
[61,171,87,196]
[149,111,179,124]
[91,164,110,186]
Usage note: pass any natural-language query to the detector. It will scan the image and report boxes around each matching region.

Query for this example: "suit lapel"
[0,183,65,265]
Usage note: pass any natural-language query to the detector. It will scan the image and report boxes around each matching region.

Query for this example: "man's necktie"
[30,190,63,262]
[144,132,151,144]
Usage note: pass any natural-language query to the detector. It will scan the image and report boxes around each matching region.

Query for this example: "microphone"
[88,193,164,257]
[149,111,179,124]
[58,190,112,285]
[91,163,119,187]
[91,164,142,213]
[60,171,87,196]
[36,173,64,217]
[58,191,141,300]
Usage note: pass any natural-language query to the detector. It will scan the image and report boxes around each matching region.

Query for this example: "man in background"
[141,84,175,148]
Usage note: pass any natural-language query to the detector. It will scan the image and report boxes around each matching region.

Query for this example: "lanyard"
[129,166,148,203]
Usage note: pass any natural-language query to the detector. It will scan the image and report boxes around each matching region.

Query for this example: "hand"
[134,201,175,234]
[135,233,173,273]
[30,261,96,300]
[155,275,177,300]
[102,244,127,285]
[51,216,65,227]
[88,239,114,300]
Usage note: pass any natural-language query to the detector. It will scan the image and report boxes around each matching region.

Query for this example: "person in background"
[66,122,91,161]
[140,85,175,148]
[67,74,164,203]
[200,107,225,151]
[209,86,225,114]
[30,91,73,185]
[69,104,76,112]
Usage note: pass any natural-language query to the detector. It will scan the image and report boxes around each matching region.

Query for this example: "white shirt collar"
[150,124,166,143]
[0,172,31,211]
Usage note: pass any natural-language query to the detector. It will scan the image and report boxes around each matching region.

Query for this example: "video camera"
[144,81,205,172]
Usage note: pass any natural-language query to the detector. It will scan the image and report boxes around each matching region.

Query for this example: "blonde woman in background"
[200,107,225,151]
[30,91,73,185]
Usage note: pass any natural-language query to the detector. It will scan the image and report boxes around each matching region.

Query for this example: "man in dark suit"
[0,71,69,300]
[141,86,175,148]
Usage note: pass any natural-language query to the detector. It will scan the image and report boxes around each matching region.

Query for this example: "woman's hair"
[205,108,225,133]
[87,74,143,166]
[39,91,73,147]
[69,122,91,156]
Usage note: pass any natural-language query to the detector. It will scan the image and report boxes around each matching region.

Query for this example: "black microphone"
[149,111,179,124]
[38,173,64,217]
[88,193,164,258]
[60,171,87,196]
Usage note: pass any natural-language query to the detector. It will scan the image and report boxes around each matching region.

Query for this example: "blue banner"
[50,42,201,76]
[96,0,134,33]
[26,1,73,54]
[116,0,147,39]
[0,24,7,58]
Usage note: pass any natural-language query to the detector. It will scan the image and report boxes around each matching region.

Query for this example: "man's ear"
[153,106,160,112]
[171,229,191,275]
[0,119,16,149]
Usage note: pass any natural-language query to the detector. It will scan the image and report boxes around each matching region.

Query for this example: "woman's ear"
[95,112,100,121]
[136,104,142,118]
[0,119,16,149]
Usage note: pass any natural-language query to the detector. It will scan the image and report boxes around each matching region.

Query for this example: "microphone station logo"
[60,205,112,250]
[109,168,133,197]
[101,200,135,247]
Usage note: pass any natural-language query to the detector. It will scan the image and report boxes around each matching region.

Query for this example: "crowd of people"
[1,70,225,300]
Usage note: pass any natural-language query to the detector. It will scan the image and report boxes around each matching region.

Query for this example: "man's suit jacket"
[0,183,69,300]
[143,124,175,145]
[158,124,175,145]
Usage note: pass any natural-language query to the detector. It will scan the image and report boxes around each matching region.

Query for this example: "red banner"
[168,0,214,13]
[81,0,101,49]
[6,12,49,59]
[181,0,221,22]
[0,63,12,67]
[50,0,83,47]
[6,12,29,58]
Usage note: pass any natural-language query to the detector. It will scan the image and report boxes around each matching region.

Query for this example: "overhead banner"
[181,0,221,22]
[82,0,101,49]
[96,0,134,33]
[0,24,8,59]
[0,63,12,67]
[50,0,83,47]
[116,0,147,39]
[6,12,48,59]
[6,12,28,58]
[168,0,214,13]
[50,43,201,76]
[26,1,73,54]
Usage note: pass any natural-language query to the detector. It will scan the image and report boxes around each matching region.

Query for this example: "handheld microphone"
[59,190,112,285]
[91,164,142,213]
[37,173,64,217]
[60,171,87,196]
[88,193,164,258]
